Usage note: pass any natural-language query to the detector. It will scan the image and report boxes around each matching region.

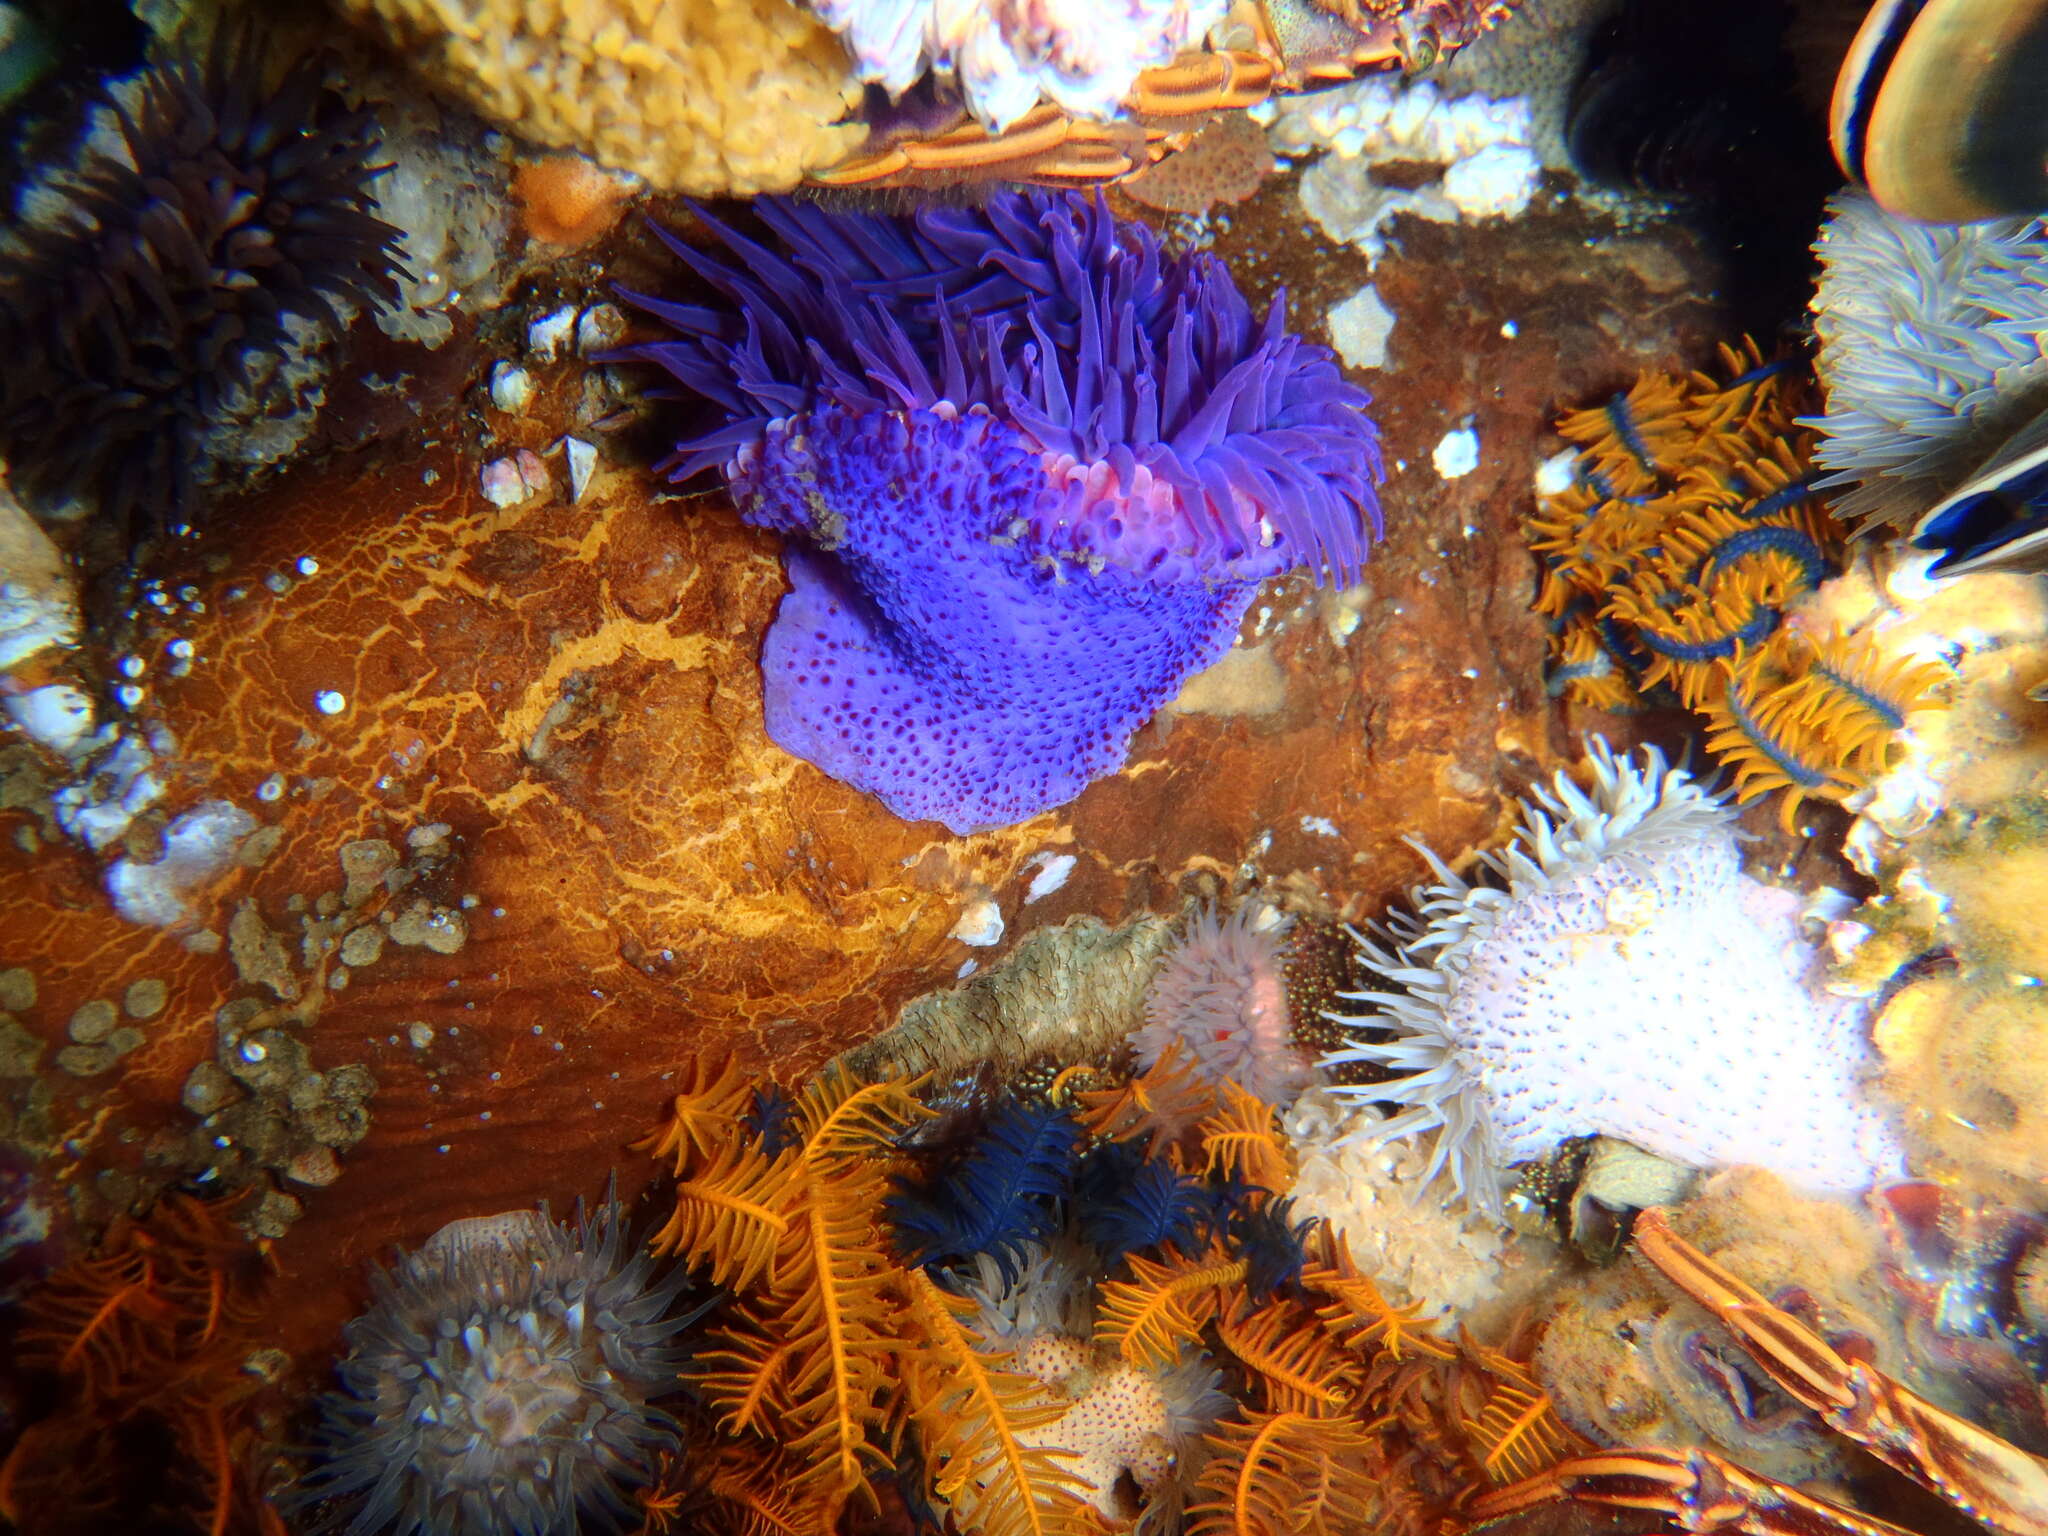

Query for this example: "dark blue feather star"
[888,1099,1081,1284]
[1074,1140,1211,1266]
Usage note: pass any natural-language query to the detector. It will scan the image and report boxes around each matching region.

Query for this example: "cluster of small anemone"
[1527,341,1946,827]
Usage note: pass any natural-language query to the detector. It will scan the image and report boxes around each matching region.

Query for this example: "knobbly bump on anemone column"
[613,190,1383,836]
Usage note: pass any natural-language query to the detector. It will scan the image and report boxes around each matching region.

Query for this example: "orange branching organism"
[0,1196,278,1536]
[638,1047,1595,1536]
[1528,341,1947,827]
[638,1059,1098,1536]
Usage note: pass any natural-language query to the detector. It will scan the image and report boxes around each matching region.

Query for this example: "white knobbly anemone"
[1319,739,1905,1220]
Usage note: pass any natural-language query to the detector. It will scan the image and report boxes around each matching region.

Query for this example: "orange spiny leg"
[1122,49,1277,115]
[810,108,1163,187]
[1464,1447,1923,1536]
[1635,1209,2048,1536]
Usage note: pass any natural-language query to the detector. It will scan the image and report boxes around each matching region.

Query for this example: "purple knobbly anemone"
[616,191,1383,834]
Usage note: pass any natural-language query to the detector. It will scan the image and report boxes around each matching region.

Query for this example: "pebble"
[0,967,34,1013]
[67,998,117,1044]
[123,977,168,1019]
[284,1145,341,1187]
[339,925,386,968]
[948,897,1004,947]
[57,1042,120,1077]
[183,1061,240,1115]
[1433,424,1480,480]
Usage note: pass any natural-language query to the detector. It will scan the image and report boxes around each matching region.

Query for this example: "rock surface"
[0,171,1728,1371]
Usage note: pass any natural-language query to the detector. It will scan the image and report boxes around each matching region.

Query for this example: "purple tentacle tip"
[616,191,1384,835]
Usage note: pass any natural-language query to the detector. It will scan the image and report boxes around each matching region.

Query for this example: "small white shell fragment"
[106,799,259,927]
[526,305,578,361]
[1325,284,1396,371]
[315,690,347,716]
[563,437,597,503]
[5,683,94,754]
[1023,853,1076,904]
[0,492,80,670]
[575,303,626,355]
[489,361,535,414]
[1300,814,1340,837]
[1534,446,1578,497]
[479,450,550,508]
[948,897,1004,947]
[1439,143,1542,220]
[1433,425,1480,480]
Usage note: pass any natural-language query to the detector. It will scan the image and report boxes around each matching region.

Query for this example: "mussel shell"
[1833,0,2048,222]
[1913,399,2048,575]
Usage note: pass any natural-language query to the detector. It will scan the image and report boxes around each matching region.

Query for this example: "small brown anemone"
[0,30,405,543]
